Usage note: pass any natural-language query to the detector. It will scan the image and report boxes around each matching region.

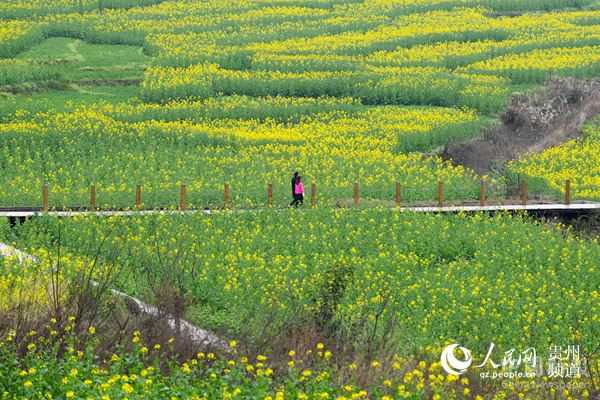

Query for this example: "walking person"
[290,171,299,206]
[291,172,298,196]
[291,175,304,207]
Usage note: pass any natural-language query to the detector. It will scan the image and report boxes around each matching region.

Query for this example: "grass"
[16,37,149,82]
[0,37,147,120]
[0,86,141,121]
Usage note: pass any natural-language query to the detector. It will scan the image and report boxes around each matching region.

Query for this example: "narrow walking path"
[0,242,229,351]
[1,202,600,218]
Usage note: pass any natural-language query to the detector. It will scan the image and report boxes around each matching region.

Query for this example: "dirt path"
[442,78,600,175]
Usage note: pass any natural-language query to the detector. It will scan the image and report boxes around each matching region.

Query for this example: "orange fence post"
[90,185,97,210]
[224,183,230,208]
[42,183,49,212]
[179,184,187,211]
[267,183,273,208]
[520,179,528,206]
[437,181,444,208]
[395,182,401,208]
[311,183,317,208]
[479,179,486,207]
[135,185,142,209]
[565,179,571,206]
[353,182,360,207]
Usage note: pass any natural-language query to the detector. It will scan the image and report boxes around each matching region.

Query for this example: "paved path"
[1,202,599,218]
[0,242,229,351]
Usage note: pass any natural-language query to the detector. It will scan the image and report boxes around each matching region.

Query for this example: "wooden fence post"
[565,179,571,206]
[479,179,486,207]
[520,179,528,206]
[224,183,230,208]
[42,183,49,212]
[267,183,273,208]
[135,185,142,209]
[90,185,96,210]
[311,183,316,208]
[437,181,444,208]
[179,184,187,211]
[353,182,360,207]
[395,182,401,208]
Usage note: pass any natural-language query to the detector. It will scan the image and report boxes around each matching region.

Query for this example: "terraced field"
[1,1,600,400]
[2,0,600,207]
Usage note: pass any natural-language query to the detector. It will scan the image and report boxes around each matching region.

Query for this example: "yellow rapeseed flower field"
[509,119,600,199]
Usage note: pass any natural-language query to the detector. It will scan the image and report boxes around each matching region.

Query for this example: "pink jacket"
[294,182,304,195]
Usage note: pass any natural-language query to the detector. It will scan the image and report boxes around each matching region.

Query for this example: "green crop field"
[1,1,600,399]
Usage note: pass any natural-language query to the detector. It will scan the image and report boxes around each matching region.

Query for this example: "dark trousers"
[290,194,304,207]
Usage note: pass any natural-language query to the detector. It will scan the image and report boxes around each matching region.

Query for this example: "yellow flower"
[66,392,75,399]
[122,383,134,394]
[181,363,192,373]
[23,381,33,389]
